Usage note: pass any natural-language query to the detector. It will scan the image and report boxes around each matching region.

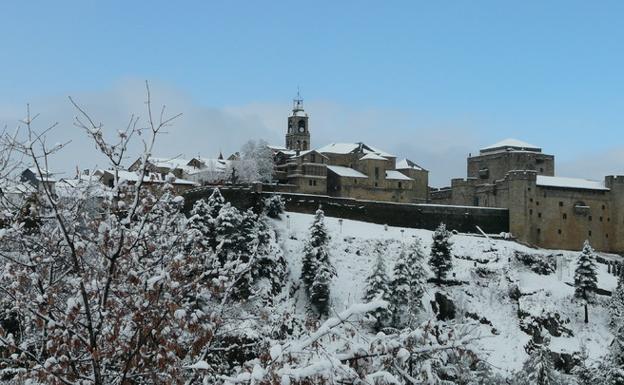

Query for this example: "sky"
[0,0,623,186]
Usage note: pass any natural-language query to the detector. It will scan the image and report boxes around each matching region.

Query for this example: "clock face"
[298,126,305,133]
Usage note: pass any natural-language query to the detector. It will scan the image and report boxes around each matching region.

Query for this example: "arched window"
[303,141,307,149]
[298,120,306,130]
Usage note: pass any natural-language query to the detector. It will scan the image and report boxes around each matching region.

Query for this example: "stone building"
[431,138,624,253]
[271,97,429,203]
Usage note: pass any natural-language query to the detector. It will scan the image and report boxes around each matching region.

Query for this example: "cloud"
[0,78,485,185]
[557,147,624,181]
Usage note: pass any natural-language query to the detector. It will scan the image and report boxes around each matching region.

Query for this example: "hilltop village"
[9,96,623,254]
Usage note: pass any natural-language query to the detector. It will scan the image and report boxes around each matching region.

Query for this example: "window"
[529,209,533,215]
[528,187,531,191]
[537,228,541,235]
[607,234,609,238]
[311,153,316,163]
[398,182,402,189]
[530,198,533,203]
[602,205,606,210]
[589,230,592,237]
[559,201,563,207]
[589,216,592,221]
[563,213,567,220]
[540,167,544,172]
[374,182,378,187]
[600,216,603,222]
[308,180,312,186]
[538,213,542,218]
[558,229,562,235]
[375,167,380,180]
[313,180,317,186]
[536,201,540,206]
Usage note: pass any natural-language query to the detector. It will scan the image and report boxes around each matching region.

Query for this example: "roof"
[396,158,425,171]
[481,139,541,154]
[149,157,191,170]
[386,170,413,181]
[105,170,197,186]
[292,150,329,159]
[359,153,387,161]
[326,165,368,178]
[536,175,609,191]
[316,142,394,157]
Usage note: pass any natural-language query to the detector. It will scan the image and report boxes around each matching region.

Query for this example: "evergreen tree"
[214,203,243,267]
[301,209,330,290]
[300,209,335,315]
[253,214,287,297]
[389,248,411,327]
[406,237,427,324]
[364,245,392,330]
[573,345,595,385]
[611,267,624,330]
[429,223,453,285]
[310,262,333,316]
[187,198,214,254]
[264,194,285,219]
[207,187,225,218]
[521,338,558,385]
[574,240,598,323]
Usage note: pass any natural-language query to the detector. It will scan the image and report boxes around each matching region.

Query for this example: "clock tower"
[285,92,310,151]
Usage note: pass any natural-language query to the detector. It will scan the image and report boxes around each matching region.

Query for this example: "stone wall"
[183,185,509,234]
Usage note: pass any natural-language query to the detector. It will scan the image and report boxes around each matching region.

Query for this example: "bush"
[264,194,285,219]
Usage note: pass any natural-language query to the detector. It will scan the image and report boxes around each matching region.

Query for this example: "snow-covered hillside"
[272,211,616,377]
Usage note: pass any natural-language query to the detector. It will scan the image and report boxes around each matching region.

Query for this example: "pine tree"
[573,345,595,385]
[301,209,330,290]
[389,247,413,328]
[406,237,427,325]
[187,199,214,254]
[429,223,453,285]
[364,245,392,330]
[521,338,558,385]
[300,209,335,316]
[264,194,285,219]
[214,203,243,267]
[253,214,287,296]
[207,187,225,218]
[310,262,333,316]
[611,267,624,330]
[574,240,598,323]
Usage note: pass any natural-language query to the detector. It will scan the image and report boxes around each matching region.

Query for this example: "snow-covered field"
[272,211,616,376]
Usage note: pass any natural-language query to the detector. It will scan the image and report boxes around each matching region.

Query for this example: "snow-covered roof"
[25,167,57,182]
[326,165,368,178]
[292,150,328,159]
[106,170,197,186]
[56,178,111,198]
[359,153,387,161]
[395,158,425,171]
[481,139,541,154]
[536,175,609,191]
[316,142,394,158]
[149,157,191,170]
[0,181,35,195]
[385,170,413,181]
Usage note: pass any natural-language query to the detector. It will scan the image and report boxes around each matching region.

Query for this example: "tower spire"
[293,86,304,113]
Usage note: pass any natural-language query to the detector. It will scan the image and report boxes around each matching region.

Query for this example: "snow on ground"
[272,211,617,376]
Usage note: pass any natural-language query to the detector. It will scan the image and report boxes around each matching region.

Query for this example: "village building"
[271,96,429,203]
[431,138,624,253]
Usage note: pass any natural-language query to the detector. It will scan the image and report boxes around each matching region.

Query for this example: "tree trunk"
[584,303,589,324]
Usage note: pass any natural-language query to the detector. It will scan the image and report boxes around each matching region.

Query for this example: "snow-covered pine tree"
[253,213,287,297]
[300,209,335,315]
[230,209,258,300]
[406,237,427,325]
[389,247,411,328]
[214,203,243,275]
[208,187,226,218]
[520,337,559,385]
[310,262,334,316]
[264,194,285,219]
[187,198,214,254]
[364,244,393,330]
[574,240,598,323]
[301,209,330,290]
[429,223,453,285]
[611,268,624,331]
[573,345,595,385]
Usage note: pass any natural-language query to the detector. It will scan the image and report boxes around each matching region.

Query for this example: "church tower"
[285,92,310,151]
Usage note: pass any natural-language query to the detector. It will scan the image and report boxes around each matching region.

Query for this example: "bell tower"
[285,91,310,151]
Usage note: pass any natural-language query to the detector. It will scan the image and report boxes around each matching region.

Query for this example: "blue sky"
[1,1,623,185]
